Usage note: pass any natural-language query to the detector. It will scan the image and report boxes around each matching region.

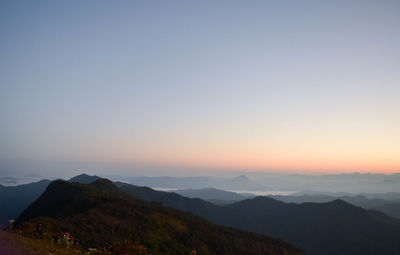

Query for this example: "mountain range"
[2,173,400,255]
[13,178,303,255]
[117,181,400,255]
[174,187,255,205]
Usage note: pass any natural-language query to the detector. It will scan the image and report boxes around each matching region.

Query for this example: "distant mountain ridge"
[175,187,255,202]
[269,194,400,219]
[117,178,400,255]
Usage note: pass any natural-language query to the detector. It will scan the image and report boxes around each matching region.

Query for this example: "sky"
[1,0,400,177]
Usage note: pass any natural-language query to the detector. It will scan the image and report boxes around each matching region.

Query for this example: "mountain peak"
[324,199,356,210]
[16,179,121,223]
[69,173,100,184]
[234,175,249,180]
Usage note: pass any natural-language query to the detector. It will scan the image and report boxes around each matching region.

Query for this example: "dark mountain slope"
[119,182,400,255]
[0,179,51,228]
[269,194,400,220]
[117,182,221,220]
[15,179,303,255]
[217,197,400,255]
[17,179,121,223]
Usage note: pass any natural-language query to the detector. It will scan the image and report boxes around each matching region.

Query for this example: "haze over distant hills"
[2,173,400,255]
[112,172,400,194]
[127,174,264,191]
[2,173,400,226]
[2,172,400,194]
[175,188,255,203]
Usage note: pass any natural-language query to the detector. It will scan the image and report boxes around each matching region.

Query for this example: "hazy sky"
[1,0,399,176]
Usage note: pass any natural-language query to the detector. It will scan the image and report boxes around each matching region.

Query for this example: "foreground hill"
[15,179,303,255]
[0,174,101,228]
[119,182,400,255]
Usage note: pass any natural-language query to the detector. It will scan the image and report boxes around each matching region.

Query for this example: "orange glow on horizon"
[70,125,400,175]
[84,149,400,175]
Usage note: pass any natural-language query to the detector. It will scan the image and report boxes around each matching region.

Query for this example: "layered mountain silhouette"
[269,194,389,207]
[269,194,400,219]
[15,178,303,255]
[119,182,400,255]
[217,197,400,255]
[373,202,400,219]
[175,187,255,203]
[4,173,400,255]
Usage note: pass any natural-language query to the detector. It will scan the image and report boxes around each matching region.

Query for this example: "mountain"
[269,194,389,208]
[0,174,100,228]
[6,174,400,254]
[68,173,100,184]
[175,187,255,202]
[221,175,259,190]
[373,202,400,219]
[292,190,400,200]
[362,192,400,200]
[15,179,303,255]
[217,197,400,255]
[117,182,220,220]
[0,179,51,228]
[245,172,400,193]
[269,194,400,219]
[119,182,400,255]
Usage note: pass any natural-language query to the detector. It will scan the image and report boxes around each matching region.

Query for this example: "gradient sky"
[1,0,399,176]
